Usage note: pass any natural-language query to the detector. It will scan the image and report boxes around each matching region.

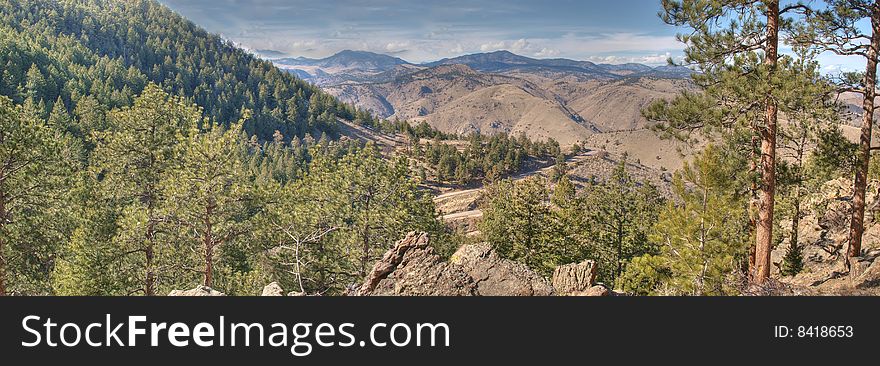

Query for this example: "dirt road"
[434,151,597,222]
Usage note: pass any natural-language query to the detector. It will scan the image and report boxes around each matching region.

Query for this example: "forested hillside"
[0,0,445,296]
[0,0,368,140]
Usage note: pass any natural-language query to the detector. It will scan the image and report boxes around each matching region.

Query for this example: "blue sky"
[159,0,864,70]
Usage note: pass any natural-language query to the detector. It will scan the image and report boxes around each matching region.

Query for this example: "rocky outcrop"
[356,232,560,296]
[357,232,476,296]
[261,282,284,296]
[450,243,554,296]
[168,286,226,296]
[552,260,597,295]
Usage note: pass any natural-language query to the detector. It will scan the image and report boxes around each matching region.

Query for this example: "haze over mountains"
[269,50,695,146]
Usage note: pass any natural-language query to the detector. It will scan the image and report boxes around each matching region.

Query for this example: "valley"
[272,50,695,150]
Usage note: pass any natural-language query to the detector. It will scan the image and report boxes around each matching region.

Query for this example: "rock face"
[168,286,225,296]
[357,232,558,296]
[552,260,597,295]
[261,282,285,296]
[450,243,554,296]
[357,232,476,296]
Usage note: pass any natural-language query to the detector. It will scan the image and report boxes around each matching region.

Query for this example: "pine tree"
[622,145,750,295]
[552,175,576,208]
[0,96,73,295]
[258,144,444,294]
[92,84,201,295]
[775,58,838,276]
[162,117,252,289]
[24,64,46,105]
[481,177,564,276]
[792,0,880,263]
[581,158,662,286]
[650,0,808,283]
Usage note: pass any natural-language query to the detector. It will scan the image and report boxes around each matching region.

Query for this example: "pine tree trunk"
[0,187,9,296]
[748,135,760,279]
[203,202,215,288]
[848,3,880,261]
[790,187,802,252]
[204,243,214,288]
[145,245,155,296]
[0,190,6,296]
[754,0,780,283]
[145,208,156,296]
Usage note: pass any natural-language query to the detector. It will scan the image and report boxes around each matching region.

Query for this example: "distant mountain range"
[272,50,693,80]
[268,50,695,145]
[275,50,410,74]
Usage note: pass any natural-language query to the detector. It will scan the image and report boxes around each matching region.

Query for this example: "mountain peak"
[325,50,409,64]
[274,50,411,73]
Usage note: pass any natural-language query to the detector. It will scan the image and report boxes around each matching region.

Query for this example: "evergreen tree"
[792,0,880,262]
[581,158,662,286]
[621,145,750,295]
[162,117,253,288]
[775,58,838,276]
[258,144,445,294]
[0,96,74,295]
[91,84,201,295]
[650,0,810,283]
[481,177,564,276]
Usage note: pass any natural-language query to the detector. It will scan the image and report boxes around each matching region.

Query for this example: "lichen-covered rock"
[552,260,597,295]
[450,243,554,296]
[261,282,284,296]
[168,286,225,296]
[357,232,476,296]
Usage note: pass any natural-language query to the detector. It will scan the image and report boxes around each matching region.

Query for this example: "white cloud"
[510,38,529,51]
[291,40,317,50]
[385,41,411,53]
[480,41,508,52]
[586,52,683,65]
[534,48,560,57]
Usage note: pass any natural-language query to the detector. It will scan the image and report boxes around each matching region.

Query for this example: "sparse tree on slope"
[792,0,880,264]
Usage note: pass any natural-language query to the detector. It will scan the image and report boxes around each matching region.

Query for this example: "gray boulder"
[261,282,285,296]
[168,286,225,296]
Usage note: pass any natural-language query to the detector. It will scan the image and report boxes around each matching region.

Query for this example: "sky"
[158,0,864,70]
